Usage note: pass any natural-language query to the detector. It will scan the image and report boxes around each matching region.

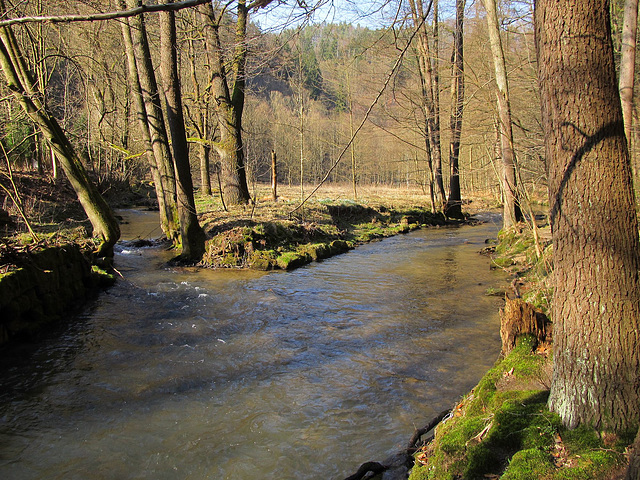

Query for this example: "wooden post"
[271,149,278,201]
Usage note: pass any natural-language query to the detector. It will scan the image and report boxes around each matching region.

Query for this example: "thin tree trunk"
[185,26,212,196]
[299,96,305,203]
[199,143,212,196]
[346,69,357,200]
[432,0,446,207]
[159,2,205,261]
[536,0,640,432]
[0,20,119,257]
[119,0,174,241]
[619,0,638,150]
[409,0,444,211]
[199,0,250,205]
[483,0,521,228]
[271,149,277,201]
[126,0,179,242]
[445,0,465,219]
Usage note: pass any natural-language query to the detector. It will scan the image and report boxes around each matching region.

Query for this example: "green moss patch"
[408,338,630,480]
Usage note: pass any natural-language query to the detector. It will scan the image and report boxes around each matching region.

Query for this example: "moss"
[91,265,116,287]
[553,450,623,480]
[409,336,631,480]
[248,250,276,270]
[562,425,611,452]
[298,243,328,261]
[276,251,311,270]
[329,239,350,254]
[492,256,515,269]
[500,335,547,378]
[501,448,554,480]
[0,243,106,344]
[464,443,501,478]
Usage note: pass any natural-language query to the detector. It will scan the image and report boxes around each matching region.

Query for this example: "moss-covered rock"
[0,243,107,344]
[276,251,311,270]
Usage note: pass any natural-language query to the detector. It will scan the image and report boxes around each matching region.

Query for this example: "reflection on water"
[0,210,505,479]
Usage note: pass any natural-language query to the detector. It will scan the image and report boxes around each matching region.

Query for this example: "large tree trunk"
[483,0,522,228]
[619,0,639,149]
[445,0,465,219]
[159,3,205,261]
[199,0,250,205]
[119,0,175,241]
[126,0,179,243]
[0,22,119,258]
[535,0,640,432]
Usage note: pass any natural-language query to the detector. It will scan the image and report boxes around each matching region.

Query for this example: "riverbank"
[194,184,503,270]
[402,226,637,480]
[0,241,115,344]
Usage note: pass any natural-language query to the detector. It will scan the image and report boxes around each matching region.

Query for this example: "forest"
[0,0,639,479]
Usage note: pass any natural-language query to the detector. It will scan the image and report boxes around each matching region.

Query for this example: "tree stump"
[500,297,552,356]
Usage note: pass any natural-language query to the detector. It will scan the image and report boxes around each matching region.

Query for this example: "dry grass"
[197,182,501,233]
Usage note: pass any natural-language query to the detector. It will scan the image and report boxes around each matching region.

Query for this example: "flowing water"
[0,210,506,479]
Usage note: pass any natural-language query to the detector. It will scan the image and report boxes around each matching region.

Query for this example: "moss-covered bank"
[409,335,633,480]
[0,243,115,345]
[199,203,448,270]
[406,226,637,480]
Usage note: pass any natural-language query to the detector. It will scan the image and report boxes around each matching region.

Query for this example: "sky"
[252,0,399,32]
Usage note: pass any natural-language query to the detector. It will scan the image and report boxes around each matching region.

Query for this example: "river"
[0,210,506,479]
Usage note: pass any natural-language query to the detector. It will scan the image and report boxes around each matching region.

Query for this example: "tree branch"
[0,0,274,28]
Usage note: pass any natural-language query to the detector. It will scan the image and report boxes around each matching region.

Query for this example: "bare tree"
[445,0,465,219]
[482,0,521,228]
[408,0,446,210]
[159,2,206,261]
[0,10,120,257]
[126,0,180,243]
[199,0,256,205]
[120,0,176,243]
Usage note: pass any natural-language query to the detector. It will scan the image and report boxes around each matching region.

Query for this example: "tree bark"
[199,0,251,205]
[0,21,119,257]
[271,149,277,201]
[199,143,212,196]
[535,0,640,432]
[185,24,212,196]
[445,0,465,219]
[432,0,445,207]
[483,0,522,228]
[619,0,639,149]
[159,3,205,261]
[119,0,176,241]
[409,0,445,211]
[126,0,179,243]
